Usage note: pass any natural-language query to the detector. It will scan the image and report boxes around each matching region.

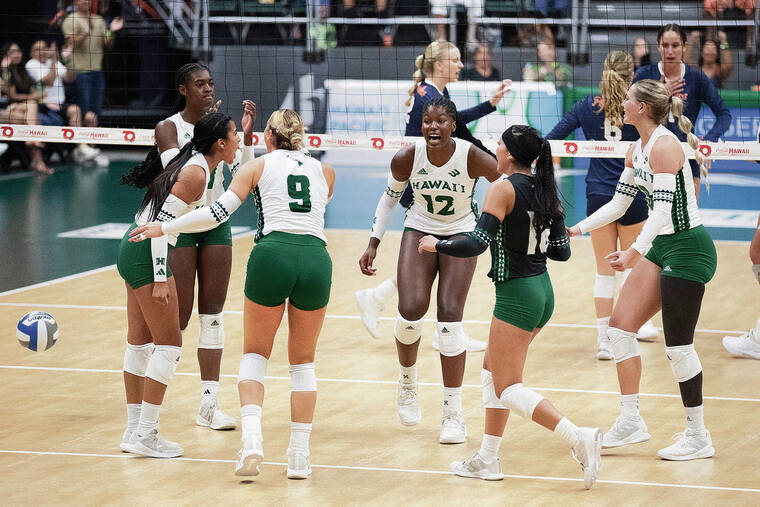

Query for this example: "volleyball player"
[153,63,254,430]
[117,112,240,457]
[568,80,717,460]
[130,109,334,479]
[634,23,731,199]
[355,40,509,349]
[722,213,760,358]
[546,51,658,359]
[419,125,602,489]
[359,98,500,443]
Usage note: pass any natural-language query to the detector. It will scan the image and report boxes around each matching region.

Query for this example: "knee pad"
[395,314,423,345]
[289,363,317,391]
[123,342,154,377]
[145,345,181,385]
[239,353,267,383]
[499,382,543,419]
[198,313,225,349]
[481,369,504,410]
[593,274,615,299]
[437,321,467,357]
[666,345,703,383]
[621,268,632,286]
[607,327,640,363]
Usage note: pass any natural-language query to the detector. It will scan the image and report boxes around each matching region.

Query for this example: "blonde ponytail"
[405,40,458,107]
[670,95,707,182]
[599,51,633,128]
[267,109,306,151]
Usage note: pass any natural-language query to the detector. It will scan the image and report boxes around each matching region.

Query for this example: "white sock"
[136,401,161,436]
[241,404,263,442]
[443,386,462,414]
[479,434,502,462]
[374,277,397,305]
[620,393,640,418]
[201,380,219,402]
[399,364,417,384]
[685,405,706,433]
[126,403,141,432]
[289,422,312,454]
[554,417,580,447]
[596,317,610,340]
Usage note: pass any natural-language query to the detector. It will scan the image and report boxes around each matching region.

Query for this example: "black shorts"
[586,193,648,226]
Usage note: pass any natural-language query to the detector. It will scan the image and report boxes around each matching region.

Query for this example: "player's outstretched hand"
[418,235,438,253]
[489,79,513,107]
[566,225,581,237]
[242,100,256,137]
[129,222,164,241]
[605,247,640,271]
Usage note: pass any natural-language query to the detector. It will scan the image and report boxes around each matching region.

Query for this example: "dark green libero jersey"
[490,173,569,281]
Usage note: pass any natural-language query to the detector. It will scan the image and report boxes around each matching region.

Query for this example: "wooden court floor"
[1,230,759,505]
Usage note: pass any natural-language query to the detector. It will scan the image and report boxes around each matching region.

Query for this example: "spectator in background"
[632,37,651,71]
[26,40,99,165]
[522,38,572,87]
[61,0,123,167]
[430,0,483,47]
[0,42,53,174]
[340,0,389,17]
[460,43,501,81]
[703,0,756,64]
[685,31,733,89]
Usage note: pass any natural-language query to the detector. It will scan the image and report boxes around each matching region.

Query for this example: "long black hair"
[135,112,232,221]
[121,62,213,189]
[501,125,563,236]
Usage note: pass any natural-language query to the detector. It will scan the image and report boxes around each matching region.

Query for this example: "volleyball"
[16,312,58,352]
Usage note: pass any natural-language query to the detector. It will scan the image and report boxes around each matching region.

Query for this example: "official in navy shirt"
[634,23,731,194]
[546,50,657,356]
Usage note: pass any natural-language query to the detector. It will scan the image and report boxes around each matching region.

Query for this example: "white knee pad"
[198,313,225,349]
[593,274,615,299]
[437,321,467,357]
[499,382,543,419]
[481,369,504,410]
[621,268,633,286]
[238,353,267,383]
[395,314,423,345]
[123,342,154,377]
[607,327,640,363]
[289,363,317,392]
[666,345,703,383]
[145,345,181,385]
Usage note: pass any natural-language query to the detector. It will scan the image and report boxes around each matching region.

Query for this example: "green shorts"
[403,227,456,240]
[493,271,554,331]
[244,231,332,311]
[645,225,717,284]
[117,222,173,290]
[174,221,232,248]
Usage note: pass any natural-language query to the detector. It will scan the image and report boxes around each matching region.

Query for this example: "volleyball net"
[2,1,760,172]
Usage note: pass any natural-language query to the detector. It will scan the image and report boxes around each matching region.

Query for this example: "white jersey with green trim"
[254,149,328,243]
[166,112,226,204]
[632,124,701,233]
[135,152,210,246]
[404,138,477,236]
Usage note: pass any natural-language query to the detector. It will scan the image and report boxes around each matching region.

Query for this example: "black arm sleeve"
[546,217,571,261]
[435,212,500,257]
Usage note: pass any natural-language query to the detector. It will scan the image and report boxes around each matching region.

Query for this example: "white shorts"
[429,0,484,18]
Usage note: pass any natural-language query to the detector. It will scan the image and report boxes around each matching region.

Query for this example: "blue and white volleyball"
[16,312,58,352]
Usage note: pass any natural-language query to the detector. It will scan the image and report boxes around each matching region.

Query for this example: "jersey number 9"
[288,174,312,213]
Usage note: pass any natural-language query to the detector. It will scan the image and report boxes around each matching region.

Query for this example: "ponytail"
[121,146,163,188]
[405,40,458,107]
[670,94,707,183]
[532,139,565,237]
[406,54,426,107]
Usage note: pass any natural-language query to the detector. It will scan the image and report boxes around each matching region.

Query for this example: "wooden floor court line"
[0,302,745,335]
[1,449,759,494]
[3,364,759,403]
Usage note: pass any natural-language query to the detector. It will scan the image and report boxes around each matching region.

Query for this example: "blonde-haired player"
[568,79,717,460]
[131,109,335,479]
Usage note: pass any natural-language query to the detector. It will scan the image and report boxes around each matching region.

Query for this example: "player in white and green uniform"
[359,97,501,445]
[117,112,241,458]
[569,79,717,461]
[129,109,335,480]
[152,64,255,431]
